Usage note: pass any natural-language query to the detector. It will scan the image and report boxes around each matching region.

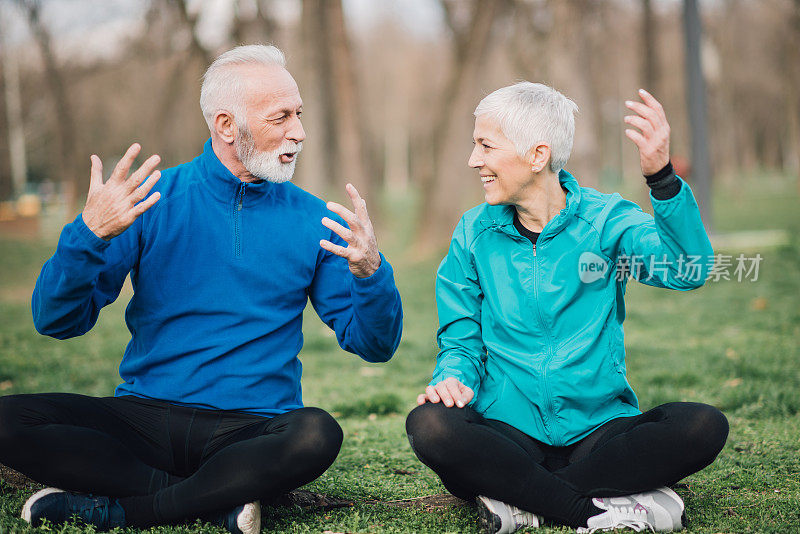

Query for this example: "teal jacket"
[431,170,713,446]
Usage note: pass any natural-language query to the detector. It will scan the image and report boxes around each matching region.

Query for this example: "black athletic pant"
[0,393,343,527]
[406,402,728,528]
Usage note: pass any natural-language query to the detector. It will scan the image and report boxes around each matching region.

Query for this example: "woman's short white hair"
[474,82,579,173]
[200,44,286,132]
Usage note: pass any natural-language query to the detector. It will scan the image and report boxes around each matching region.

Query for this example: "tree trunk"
[789,0,800,193]
[152,1,212,160]
[1,16,28,199]
[20,0,82,214]
[414,0,503,254]
[642,0,658,93]
[297,0,336,195]
[683,0,713,233]
[325,0,373,204]
[556,0,601,189]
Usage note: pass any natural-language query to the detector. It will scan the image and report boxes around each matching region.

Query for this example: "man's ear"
[528,144,552,173]
[213,111,237,144]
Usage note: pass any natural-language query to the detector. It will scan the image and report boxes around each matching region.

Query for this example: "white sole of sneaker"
[21,488,65,523]
[476,496,505,534]
[656,487,685,512]
[237,501,261,534]
[655,486,686,531]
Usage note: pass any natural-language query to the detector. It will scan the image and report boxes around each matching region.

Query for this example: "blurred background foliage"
[0,2,799,531]
[0,0,798,253]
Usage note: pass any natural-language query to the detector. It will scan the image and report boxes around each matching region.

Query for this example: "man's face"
[468,114,534,206]
[235,64,305,182]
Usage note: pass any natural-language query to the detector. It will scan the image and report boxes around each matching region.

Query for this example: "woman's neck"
[514,172,567,233]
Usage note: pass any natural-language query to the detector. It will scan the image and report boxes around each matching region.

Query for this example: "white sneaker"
[577,487,685,533]
[208,500,261,534]
[476,495,543,533]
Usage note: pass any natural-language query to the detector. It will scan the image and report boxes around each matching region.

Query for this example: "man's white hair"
[474,82,579,173]
[200,44,286,132]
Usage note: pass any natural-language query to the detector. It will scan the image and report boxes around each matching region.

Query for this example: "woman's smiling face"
[468,114,539,206]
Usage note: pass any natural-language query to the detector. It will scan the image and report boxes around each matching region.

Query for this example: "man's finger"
[435,382,454,407]
[133,171,162,203]
[319,239,352,259]
[89,155,103,192]
[131,191,161,217]
[127,154,161,191]
[321,217,355,244]
[110,143,142,183]
[425,385,440,403]
[345,183,369,219]
[345,183,362,205]
[417,393,428,405]
[326,201,360,229]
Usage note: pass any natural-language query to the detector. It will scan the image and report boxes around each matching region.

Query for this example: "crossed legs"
[0,393,343,527]
[405,402,728,528]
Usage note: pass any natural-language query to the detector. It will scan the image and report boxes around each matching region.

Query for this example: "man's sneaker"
[577,486,685,533]
[208,501,261,534]
[477,495,542,533]
[21,487,126,530]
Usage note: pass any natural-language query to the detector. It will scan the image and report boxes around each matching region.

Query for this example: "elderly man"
[0,45,402,533]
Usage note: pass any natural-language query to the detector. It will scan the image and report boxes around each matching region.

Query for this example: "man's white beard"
[236,126,302,183]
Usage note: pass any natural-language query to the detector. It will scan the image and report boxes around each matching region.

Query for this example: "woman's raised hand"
[417,377,474,408]
[624,89,671,176]
[82,143,162,240]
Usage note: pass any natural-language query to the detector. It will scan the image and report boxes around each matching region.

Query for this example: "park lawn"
[0,174,798,533]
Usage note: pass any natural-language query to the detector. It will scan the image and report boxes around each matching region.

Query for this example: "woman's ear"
[214,111,238,144]
[528,144,552,173]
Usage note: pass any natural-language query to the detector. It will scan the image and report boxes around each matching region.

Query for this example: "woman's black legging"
[405,401,728,528]
[0,393,343,527]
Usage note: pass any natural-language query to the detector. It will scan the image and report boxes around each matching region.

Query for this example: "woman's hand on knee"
[417,378,474,408]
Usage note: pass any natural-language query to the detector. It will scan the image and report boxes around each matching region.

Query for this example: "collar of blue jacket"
[197,138,278,202]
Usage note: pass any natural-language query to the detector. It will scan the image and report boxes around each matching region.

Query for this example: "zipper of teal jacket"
[531,238,560,445]
[234,183,246,257]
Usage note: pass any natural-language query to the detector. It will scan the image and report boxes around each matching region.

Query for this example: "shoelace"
[605,504,653,533]
[66,494,109,526]
[509,504,539,528]
[580,503,653,533]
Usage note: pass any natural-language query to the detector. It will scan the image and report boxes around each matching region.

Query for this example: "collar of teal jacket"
[477,169,583,241]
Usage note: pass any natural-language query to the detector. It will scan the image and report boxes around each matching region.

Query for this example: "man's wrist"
[352,253,382,278]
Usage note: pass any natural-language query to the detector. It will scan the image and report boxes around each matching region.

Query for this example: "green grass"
[0,173,799,533]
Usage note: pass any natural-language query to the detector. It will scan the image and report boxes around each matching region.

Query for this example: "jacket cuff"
[74,214,111,251]
[350,252,393,288]
[645,161,682,200]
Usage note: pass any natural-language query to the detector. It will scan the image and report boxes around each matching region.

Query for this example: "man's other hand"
[82,143,162,240]
[320,183,381,278]
[417,377,474,408]
[624,89,671,176]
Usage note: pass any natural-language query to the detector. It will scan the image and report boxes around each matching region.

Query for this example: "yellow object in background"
[16,194,41,218]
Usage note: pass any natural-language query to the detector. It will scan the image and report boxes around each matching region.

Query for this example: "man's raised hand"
[320,183,381,278]
[624,89,671,176]
[417,377,474,408]
[82,143,162,241]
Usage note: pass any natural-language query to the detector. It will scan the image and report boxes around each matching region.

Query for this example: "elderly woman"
[405,83,728,534]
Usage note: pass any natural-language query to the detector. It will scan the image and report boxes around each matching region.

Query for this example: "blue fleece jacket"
[31,139,403,416]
